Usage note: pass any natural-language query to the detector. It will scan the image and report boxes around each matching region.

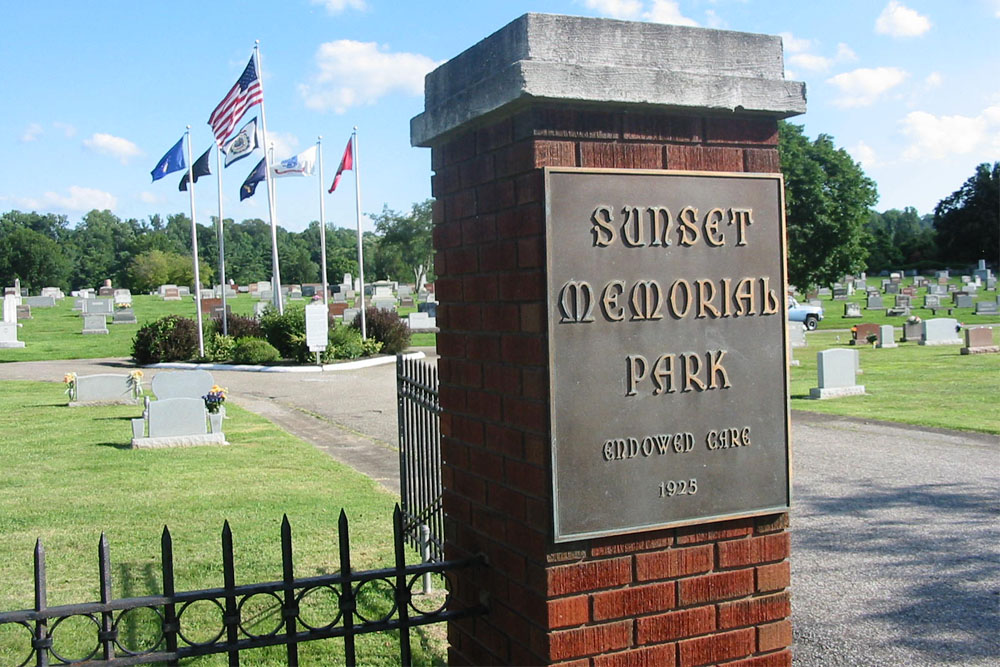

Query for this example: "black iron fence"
[396,355,444,564]
[0,506,485,666]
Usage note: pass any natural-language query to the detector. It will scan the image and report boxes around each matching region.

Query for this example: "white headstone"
[151,370,215,400]
[82,314,109,335]
[0,322,25,348]
[2,294,16,324]
[809,349,864,399]
[877,325,897,349]
[920,318,962,346]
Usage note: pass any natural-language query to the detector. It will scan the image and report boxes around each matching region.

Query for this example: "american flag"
[208,56,263,145]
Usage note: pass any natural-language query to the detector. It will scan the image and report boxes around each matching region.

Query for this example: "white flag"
[272,145,317,178]
[222,117,259,167]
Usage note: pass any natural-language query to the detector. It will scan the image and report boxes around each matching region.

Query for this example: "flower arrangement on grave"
[115,301,132,310]
[127,370,143,398]
[203,385,227,414]
[63,372,76,400]
[907,315,921,324]
[867,333,878,347]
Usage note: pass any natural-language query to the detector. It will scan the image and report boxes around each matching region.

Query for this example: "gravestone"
[400,296,415,308]
[975,300,998,316]
[788,323,806,348]
[332,292,347,304]
[253,301,268,318]
[200,298,223,313]
[98,285,114,297]
[988,277,997,290]
[938,275,949,285]
[928,284,947,296]
[885,283,899,295]
[162,285,181,301]
[372,298,396,312]
[113,289,132,306]
[328,302,348,317]
[112,308,137,325]
[84,299,113,316]
[924,294,940,308]
[259,290,273,302]
[921,318,962,346]
[82,314,108,335]
[885,306,909,317]
[23,296,55,308]
[954,293,973,308]
[817,287,832,298]
[177,286,191,297]
[890,272,902,283]
[70,373,136,406]
[40,287,64,300]
[902,319,923,342]
[397,285,413,299]
[866,293,883,310]
[407,312,436,330]
[16,304,31,320]
[851,322,879,345]
[961,275,971,284]
[0,322,24,348]
[302,285,316,298]
[960,327,998,355]
[844,302,862,318]
[895,294,911,308]
[810,349,864,399]
[151,370,215,400]
[2,294,16,324]
[411,13,801,664]
[73,298,88,311]
[832,287,848,300]
[342,308,359,324]
[877,324,897,348]
[417,301,437,318]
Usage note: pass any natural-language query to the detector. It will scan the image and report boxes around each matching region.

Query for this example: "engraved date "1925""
[658,479,698,497]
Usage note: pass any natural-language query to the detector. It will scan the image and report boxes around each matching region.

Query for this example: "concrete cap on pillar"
[411,13,806,147]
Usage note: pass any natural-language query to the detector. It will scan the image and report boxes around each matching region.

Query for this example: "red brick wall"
[432,106,790,666]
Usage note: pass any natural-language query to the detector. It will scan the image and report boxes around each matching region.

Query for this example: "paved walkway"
[0,356,996,665]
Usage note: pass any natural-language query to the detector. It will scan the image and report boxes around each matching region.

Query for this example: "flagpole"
[254,41,284,315]
[215,142,228,336]
[317,136,329,307]
[353,127,367,340]
[185,127,206,358]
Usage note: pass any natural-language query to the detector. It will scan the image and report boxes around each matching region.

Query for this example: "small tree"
[371,200,433,289]
[779,122,878,290]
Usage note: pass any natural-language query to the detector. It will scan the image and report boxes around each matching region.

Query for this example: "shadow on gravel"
[796,481,1000,662]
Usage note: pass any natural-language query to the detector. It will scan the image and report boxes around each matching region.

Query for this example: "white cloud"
[900,105,1000,160]
[849,140,879,167]
[875,1,931,37]
[299,40,439,114]
[704,9,725,28]
[10,186,118,213]
[924,72,942,88]
[827,67,908,107]
[20,123,43,142]
[266,132,301,162]
[139,191,163,205]
[83,133,142,164]
[991,0,1000,17]
[53,121,76,137]
[643,0,699,26]
[309,0,366,13]
[779,32,812,53]
[583,0,643,19]
[835,43,858,63]
[789,53,832,73]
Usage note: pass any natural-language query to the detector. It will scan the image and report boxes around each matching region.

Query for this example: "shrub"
[232,337,281,364]
[207,334,236,362]
[215,313,262,340]
[325,325,364,360]
[259,304,306,361]
[132,315,200,364]
[350,307,410,355]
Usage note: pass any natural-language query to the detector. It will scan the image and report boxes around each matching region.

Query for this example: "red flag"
[208,56,263,145]
[328,138,353,193]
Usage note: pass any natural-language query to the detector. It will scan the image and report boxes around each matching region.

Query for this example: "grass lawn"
[0,294,438,362]
[0,381,446,666]
[812,277,999,330]
[789,329,1000,434]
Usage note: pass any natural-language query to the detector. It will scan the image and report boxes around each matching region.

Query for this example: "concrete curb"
[147,351,425,373]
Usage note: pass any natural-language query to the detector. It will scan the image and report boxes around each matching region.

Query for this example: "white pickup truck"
[787,296,824,330]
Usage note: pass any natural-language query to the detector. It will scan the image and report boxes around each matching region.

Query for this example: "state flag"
[150,137,186,182]
[222,117,259,167]
[240,158,268,201]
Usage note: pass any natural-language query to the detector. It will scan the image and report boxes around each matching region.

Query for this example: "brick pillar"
[412,14,805,667]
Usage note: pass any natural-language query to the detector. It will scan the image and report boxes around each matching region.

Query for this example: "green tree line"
[0,203,433,293]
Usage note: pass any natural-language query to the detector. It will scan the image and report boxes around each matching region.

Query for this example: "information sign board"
[545,168,791,542]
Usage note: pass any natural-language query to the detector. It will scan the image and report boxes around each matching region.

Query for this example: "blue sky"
[2,1,998,232]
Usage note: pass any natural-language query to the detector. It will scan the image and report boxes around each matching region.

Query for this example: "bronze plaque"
[545,168,791,542]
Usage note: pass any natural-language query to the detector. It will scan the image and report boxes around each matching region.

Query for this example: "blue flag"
[151,137,186,182]
[240,157,267,201]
